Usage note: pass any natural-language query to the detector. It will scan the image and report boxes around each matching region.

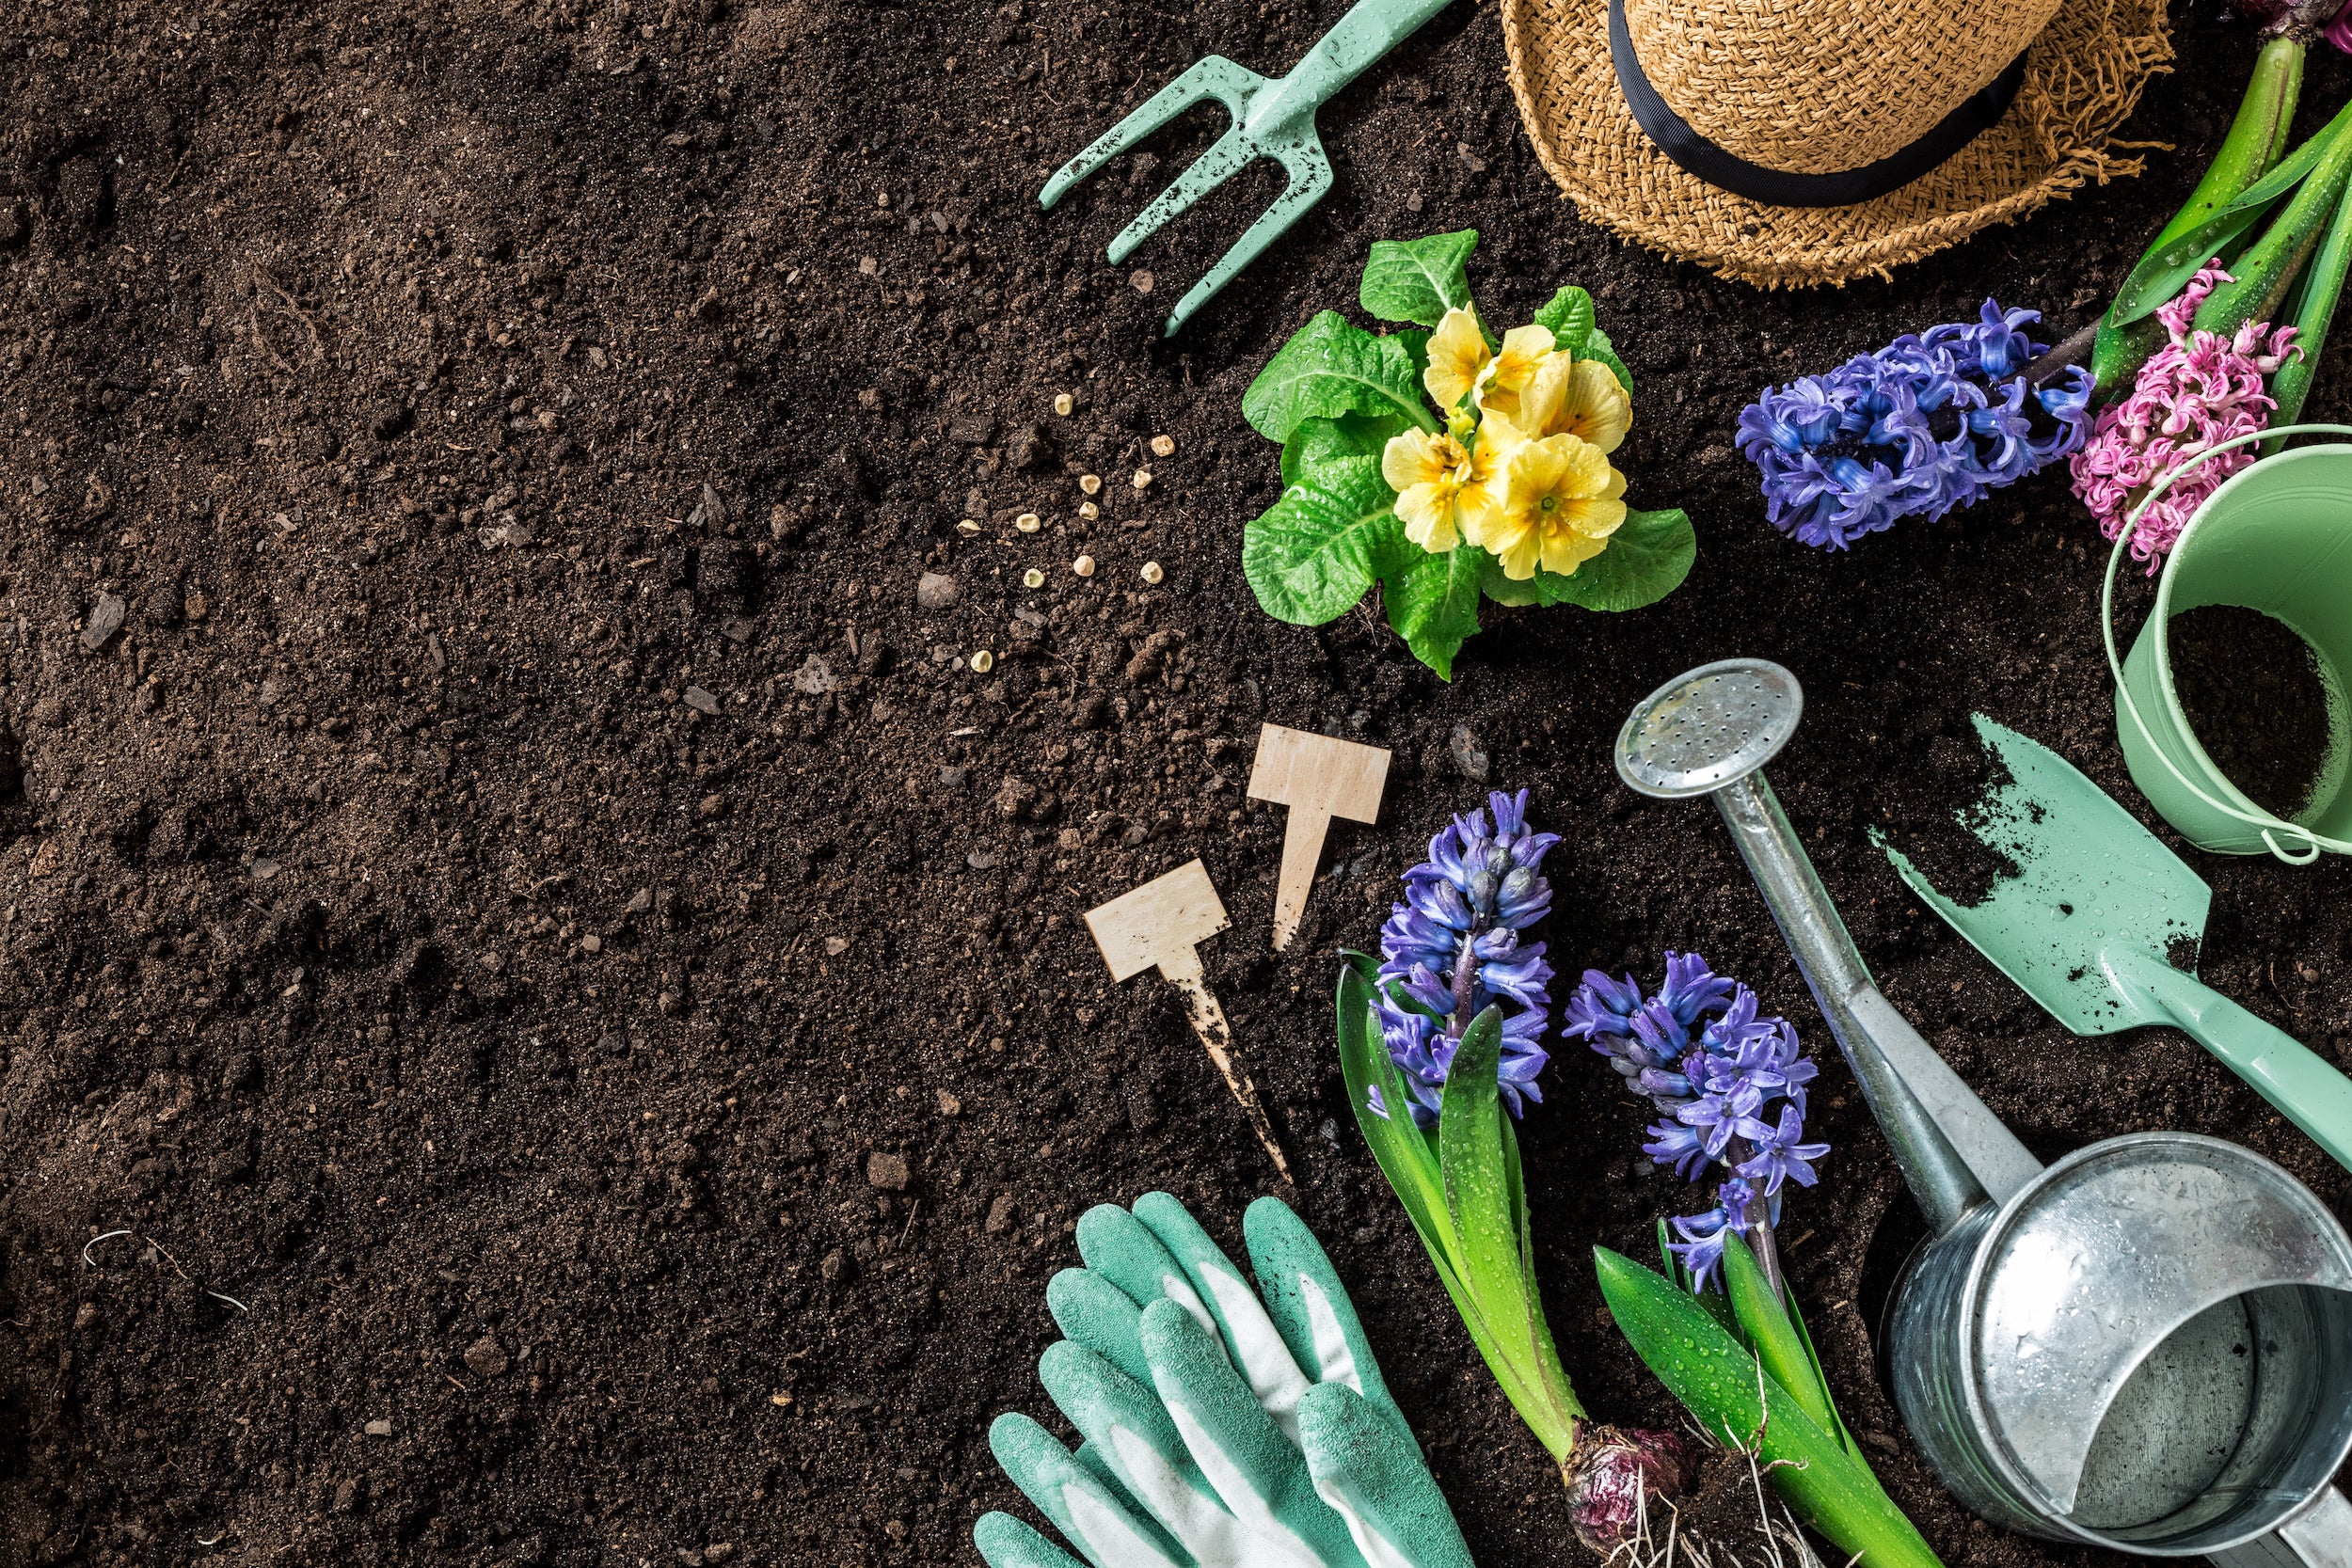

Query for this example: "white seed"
[1053,392,1074,417]
[1073,555,1096,578]
[1132,469,1153,491]
[970,649,995,673]
[956,518,981,536]
[1015,513,1041,533]
[1023,568,1045,588]
[1079,501,1100,520]
[1140,561,1165,584]
[1079,473,1102,495]
[1150,434,1175,457]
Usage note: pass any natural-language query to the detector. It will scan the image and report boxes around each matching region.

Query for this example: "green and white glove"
[975,1193,1474,1568]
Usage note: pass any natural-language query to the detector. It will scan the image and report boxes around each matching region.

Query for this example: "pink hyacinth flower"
[2069,264,2301,569]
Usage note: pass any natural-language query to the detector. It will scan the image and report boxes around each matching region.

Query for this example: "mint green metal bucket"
[2102,425,2352,863]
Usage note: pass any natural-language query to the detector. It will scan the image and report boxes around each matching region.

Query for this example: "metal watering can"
[1616,659,2352,1566]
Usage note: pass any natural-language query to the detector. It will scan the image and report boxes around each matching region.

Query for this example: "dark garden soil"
[2169,604,2332,819]
[5,1,2352,1565]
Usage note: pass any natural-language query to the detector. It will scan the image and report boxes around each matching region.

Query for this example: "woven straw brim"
[1502,0,2173,288]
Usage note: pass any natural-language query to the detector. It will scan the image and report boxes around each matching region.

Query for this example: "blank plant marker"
[1083,859,1290,1180]
[1247,724,1391,951]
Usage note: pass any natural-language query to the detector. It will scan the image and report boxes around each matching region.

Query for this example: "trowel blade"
[1880,715,2211,1037]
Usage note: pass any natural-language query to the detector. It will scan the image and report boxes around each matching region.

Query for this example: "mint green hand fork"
[1041,0,1458,337]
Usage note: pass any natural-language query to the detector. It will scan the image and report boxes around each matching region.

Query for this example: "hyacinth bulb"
[2230,0,2352,40]
[1563,1422,1692,1552]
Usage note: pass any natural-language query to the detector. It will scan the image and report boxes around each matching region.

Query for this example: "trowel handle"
[2140,965,2352,1173]
[1254,0,1456,127]
[2206,1484,2352,1568]
[1715,773,2044,1234]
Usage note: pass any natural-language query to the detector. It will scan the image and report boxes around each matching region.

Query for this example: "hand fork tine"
[1040,0,1457,335]
[1040,57,1266,212]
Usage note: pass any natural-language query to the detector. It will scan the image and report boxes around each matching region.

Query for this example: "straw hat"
[1502,0,2172,286]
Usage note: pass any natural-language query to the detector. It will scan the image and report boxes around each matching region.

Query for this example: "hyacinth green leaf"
[1279,411,1406,492]
[1243,311,1438,443]
[1534,507,1694,613]
[1721,1232,1842,1442]
[1359,230,1480,330]
[1241,454,1400,626]
[1595,1248,1949,1568]
[1506,1112,1587,1438]
[1581,325,1633,394]
[1440,1008,1577,1455]
[1532,285,1596,354]
[1383,543,1483,680]
[1657,1217,1741,1339]
[1336,961,1450,1255]
[1338,966,1553,1440]
[2108,100,2351,325]
[1787,1275,1859,1454]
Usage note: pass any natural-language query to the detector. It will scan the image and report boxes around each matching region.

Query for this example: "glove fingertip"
[974,1511,1078,1568]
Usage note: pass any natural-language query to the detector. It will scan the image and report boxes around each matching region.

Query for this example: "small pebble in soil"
[1053,392,1073,416]
[580,934,602,954]
[986,1194,1017,1233]
[970,649,994,673]
[683,686,719,715]
[867,1151,910,1190]
[364,1418,393,1437]
[464,1336,510,1377]
[956,518,980,536]
[1151,434,1174,457]
[824,936,850,956]
[1079,501,1099,520]
[1450,722,1490,781]
[1132,469,1152,491]
[1073,555,1095,578]
[1015,513,1041,533]
[1023,568,1044,588]
[935,1089,962,1117]
[1079,473,1102,495]
[916,572,958,610]
[1139,562,1164,584]
[81,593,126,652]
[2169,604,2330,819]
[1130,269,1154,293]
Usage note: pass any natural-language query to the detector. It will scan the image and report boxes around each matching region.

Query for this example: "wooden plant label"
[1083,859,1290,1180]
[1247,724,1391,951]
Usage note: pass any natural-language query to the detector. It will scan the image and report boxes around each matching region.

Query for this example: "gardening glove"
[976,1192,1474,1568]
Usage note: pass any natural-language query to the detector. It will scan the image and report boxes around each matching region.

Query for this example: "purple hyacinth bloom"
[1570,953,1828,1294]
[1372,790,1560,1128]
[1737,298,2095,550]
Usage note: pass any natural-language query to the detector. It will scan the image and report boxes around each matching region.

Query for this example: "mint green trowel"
[1880,713,2352,1172]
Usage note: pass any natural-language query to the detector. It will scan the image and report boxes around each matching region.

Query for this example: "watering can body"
[1887,1135,2352,1555]
[2110,437,2352,859]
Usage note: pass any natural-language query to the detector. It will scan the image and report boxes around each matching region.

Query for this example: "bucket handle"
[2101,422,2352,865]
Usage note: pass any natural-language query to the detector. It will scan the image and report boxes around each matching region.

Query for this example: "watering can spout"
[1614,659,2043,1236]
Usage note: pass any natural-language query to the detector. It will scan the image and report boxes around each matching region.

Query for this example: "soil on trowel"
[2169,605,2331,821]
[1867,712,2022,910]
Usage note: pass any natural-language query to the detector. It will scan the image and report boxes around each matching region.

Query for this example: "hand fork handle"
[1252,0,1457,130]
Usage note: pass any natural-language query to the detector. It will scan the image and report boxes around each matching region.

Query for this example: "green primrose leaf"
[1534,506,1694,613]
[1581,325,1633,394]
[1243,311,1437,444]
[1532,286,1596,354]
[1241,454,1402,627]
[1477,557,1544,607]
[1359,230,1480,330]
[1722,1233,1841,1440]
[1279,411,1407,492]
[1383,543,1484,680]
[1595,1249,1948,1568]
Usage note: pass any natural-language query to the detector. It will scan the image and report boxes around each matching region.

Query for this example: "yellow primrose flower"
[1470,325,1558,423]
[1422,308,1489,412]
[1517,355,1631,454]
[1382,427,1503,553]
[1475,433,1628,580]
